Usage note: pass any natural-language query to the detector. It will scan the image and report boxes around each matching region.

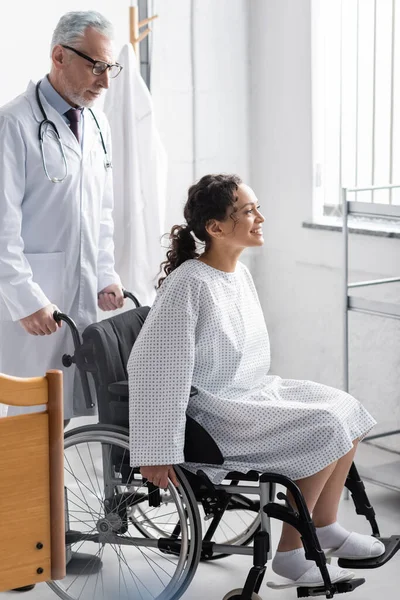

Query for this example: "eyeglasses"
[61,45,123,78]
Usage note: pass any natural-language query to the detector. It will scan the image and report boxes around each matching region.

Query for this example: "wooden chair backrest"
[0,370,65,591]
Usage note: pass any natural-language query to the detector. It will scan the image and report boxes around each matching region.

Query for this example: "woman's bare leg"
[276,442,358,552]
[276,461,338,551]
[312,440,358,528]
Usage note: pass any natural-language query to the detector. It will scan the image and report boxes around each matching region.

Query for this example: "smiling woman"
[128,172,383,588]
[158,174,264,285]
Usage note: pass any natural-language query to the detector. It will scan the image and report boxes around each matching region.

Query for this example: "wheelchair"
[49,292,400,600]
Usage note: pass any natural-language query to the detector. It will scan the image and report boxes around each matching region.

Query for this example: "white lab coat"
[103,44,167,307]
[0,81,121,419]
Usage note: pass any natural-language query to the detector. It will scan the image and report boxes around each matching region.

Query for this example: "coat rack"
[129,3,158,59]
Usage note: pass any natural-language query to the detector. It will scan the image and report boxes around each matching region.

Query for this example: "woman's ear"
[205,219,224,239]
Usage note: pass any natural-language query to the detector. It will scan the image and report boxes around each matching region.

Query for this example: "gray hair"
[50,11,114,53]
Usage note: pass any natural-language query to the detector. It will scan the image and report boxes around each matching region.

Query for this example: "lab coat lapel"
[26,81,82,158]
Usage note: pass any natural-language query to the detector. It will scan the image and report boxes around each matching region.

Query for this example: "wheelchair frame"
[52,292,400,600]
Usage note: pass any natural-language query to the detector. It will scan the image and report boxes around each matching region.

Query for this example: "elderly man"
[0,12,122,588]
[0,11,124,424]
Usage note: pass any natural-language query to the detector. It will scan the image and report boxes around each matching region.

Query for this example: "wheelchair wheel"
[47,425,202,600]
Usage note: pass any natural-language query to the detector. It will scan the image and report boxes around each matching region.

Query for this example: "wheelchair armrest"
[108,381,199,399]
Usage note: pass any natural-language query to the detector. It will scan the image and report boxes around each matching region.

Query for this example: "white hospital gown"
[128,259,376,483]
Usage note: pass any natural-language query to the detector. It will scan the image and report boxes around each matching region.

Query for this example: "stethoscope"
[35,80,112,183]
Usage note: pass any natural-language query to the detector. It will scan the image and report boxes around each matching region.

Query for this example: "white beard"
[60,74,103,108]
[65,88,97,108]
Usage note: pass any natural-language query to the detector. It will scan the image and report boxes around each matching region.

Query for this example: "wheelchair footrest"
[296,578,365,598]
[338,535,400,569]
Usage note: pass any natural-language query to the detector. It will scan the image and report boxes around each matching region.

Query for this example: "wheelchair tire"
[47,424,202,600]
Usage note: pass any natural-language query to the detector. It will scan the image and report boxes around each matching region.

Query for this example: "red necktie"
[65,108,81,143]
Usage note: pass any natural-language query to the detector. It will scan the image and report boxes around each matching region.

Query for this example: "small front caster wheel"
[222,588,263,600]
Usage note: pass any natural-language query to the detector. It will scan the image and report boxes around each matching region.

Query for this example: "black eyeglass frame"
[61,44,123,78]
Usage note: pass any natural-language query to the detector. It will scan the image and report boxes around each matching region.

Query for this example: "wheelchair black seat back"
[79,305,224,465]
[81,305,149,427]
[53,303,400,600]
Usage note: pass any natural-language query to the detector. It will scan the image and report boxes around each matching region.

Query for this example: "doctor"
[0,11,125,421]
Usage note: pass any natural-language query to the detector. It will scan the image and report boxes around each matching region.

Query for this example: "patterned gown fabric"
[128,260,376,483]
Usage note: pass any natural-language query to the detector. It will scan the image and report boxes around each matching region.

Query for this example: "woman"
[128,174,384,588]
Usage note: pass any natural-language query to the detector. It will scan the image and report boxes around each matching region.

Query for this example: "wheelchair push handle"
[98,289,141,308]
[123,289,141,308]
[52,289,141,326]
[52,288,141,358]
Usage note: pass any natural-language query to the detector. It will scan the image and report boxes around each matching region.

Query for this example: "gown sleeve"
[128,271,201,466]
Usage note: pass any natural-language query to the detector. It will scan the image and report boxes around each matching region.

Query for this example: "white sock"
[272,548,314,581]
[272,547,354,584]
[315,522,349,549]
[316,521,385,557]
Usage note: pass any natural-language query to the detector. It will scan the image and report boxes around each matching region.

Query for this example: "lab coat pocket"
[25,251,66,311]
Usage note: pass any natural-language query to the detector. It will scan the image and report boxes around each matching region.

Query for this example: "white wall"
[2,1,398,450]
[249,0,400,451]
[151,0,250,231]
[0,1,128,106]
[0,0,249,235]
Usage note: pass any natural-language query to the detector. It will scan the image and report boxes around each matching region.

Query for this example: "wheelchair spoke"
[66,450,105,507]
[65,495,102,523]
[65,485,103,522]
[219,518,238,538]
[114,483,148,516]
[115,544,133,600]
[134,508,183,523]
[92,544,106,600]
[76,444,105,503]
[49,428,201,600]
[237,510,256,527]
[127,544,174,591]
[68,517,99,526]
[109,542,155,599]
[87,442,105,500]
[142,544,185,568]
[99,545,106,600]
[65,462,104,519]
[66,543,103,593]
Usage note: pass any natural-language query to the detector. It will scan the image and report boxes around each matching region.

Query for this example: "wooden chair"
[0,370,65,591]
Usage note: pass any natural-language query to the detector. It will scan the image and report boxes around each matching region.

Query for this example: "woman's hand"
[140,465,179,489]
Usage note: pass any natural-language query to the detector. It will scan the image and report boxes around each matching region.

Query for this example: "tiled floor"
[2,440,399,600]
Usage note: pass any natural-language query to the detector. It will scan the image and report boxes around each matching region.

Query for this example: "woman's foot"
[271,547,354,588]
[316,522,385,559]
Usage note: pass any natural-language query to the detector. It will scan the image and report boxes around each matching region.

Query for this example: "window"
[312,0,400,218]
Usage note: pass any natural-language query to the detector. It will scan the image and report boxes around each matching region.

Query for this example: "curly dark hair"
[158,174,242,286]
